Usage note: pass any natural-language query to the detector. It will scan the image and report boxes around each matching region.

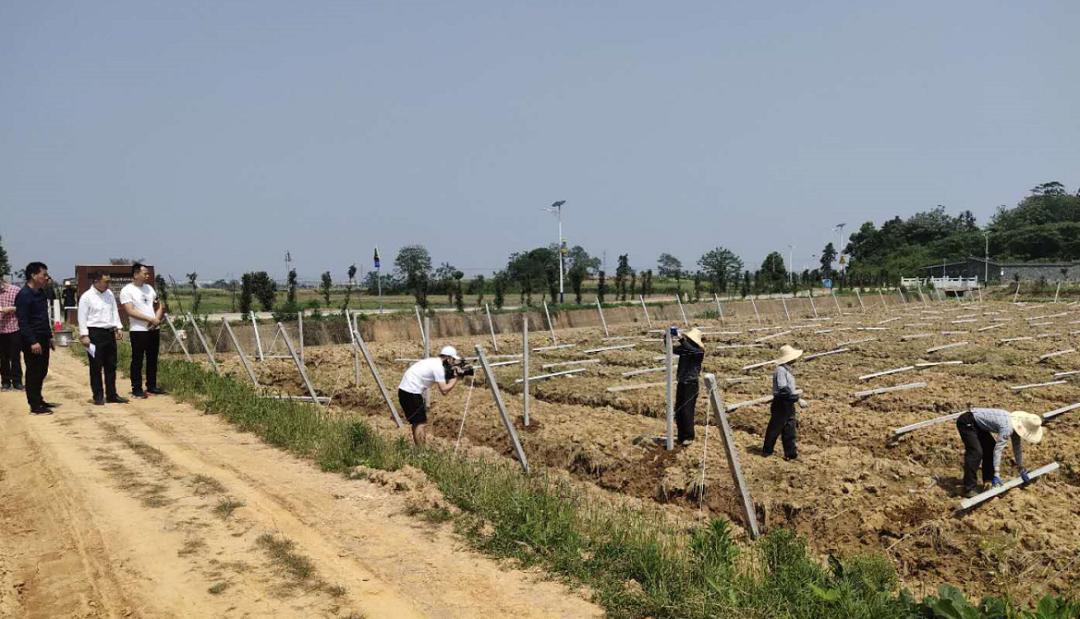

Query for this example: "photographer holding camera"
[397,345,473,445]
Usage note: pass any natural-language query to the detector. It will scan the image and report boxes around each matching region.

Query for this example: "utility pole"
[547,200,567,304]
[983,231,990,288]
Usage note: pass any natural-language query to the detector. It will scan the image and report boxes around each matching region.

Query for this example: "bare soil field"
[228,298,1080,604]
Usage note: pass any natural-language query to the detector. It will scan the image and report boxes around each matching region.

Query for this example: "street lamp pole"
[549,200,567,304]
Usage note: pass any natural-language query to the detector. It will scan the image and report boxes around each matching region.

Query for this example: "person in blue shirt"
[956,408,1044,498]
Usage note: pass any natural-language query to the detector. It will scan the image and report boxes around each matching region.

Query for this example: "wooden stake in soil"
[485,303,499,353]
[351,327,404,428]
[809,295,819,319]
[713,293,724,324]
[186,313,220,374]
[1043,402,1080,420]
[704,374,760,539]
[250,311,264,362]
[276,322,320,406]
[665,329,675,451]
[1010,380,1067,392]
[596,298,610,337]
[892,411,966,437]
[475,346,529,473]
[855,289,865,311]
[223,320,259,388]
[750,297,761,324]
[639,295,652,328]
[676,293,689,326]
[853,381,927,399]
[543,300,557,345]
[957,462,1059,512]
[164,314,192,362]
[522,315,529,426]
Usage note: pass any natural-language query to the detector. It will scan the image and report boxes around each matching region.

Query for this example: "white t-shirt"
[119,283,157,331]
[398,357,448,394]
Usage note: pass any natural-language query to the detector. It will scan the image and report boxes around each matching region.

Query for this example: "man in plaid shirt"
[0,272,22,391]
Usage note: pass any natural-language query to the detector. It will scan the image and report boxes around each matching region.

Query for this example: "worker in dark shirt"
[671,326,705,446]
[15,262,56,415]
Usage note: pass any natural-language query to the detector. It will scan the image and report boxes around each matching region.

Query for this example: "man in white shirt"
[78,272,127,405]
[397,346,472,445]
[119,263,165,398]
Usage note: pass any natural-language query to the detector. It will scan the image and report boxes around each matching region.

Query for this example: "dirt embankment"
[0,351,601,618]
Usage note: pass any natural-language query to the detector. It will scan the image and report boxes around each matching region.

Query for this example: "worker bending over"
[397,346,473,446]
[956,408,1043,498]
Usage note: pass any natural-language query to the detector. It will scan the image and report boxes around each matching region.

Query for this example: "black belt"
[88,326,116,332]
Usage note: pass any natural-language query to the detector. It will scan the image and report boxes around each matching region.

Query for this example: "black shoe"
[93,398,105,406]
[131,391,148,399]
[29,405,52,415]
[962,488,979,499]
[41,401,60,408]
[12,383,24,391]
[146,387,167,395]
[106,396,129,404]
[1,384,10,392]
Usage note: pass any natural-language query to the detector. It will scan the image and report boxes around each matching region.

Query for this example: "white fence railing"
[901,276,980,291]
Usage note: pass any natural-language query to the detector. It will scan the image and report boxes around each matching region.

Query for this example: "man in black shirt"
[671,327,705,446]
[15,262,55,415]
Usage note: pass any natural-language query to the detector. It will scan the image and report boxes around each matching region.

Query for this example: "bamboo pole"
[809,295,819,318]
[621,366,665,377]
[855,289,865,311]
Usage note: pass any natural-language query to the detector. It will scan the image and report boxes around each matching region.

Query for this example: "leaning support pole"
[704,374,761,539]
[475,346,529,473]
[485,303,499,353]
[808,295,819,319]
[831,291,842,315]
[855,289,865,311]
[1054,281,1061,303]
[665,329,675,451]
[639,295,652,328]
[750,297,761,324]
[346,311,361,386]
[543,300,557,345]
[878,289,887,309]
[297,311,304,364]
[186,313,220,374]
[250,311,264,362]
[713,293,724,325]
[414,305,425,344]
[223,320,259,388]
[957,462,1060,512]
[781,296,791,322]
[351,327,404,427]
[164,313,192,362]
[522,316,530,427]
[596,298,610,337]
[676,293,689,326]
[277,322,320,406]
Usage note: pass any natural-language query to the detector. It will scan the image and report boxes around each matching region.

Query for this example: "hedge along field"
[140,334,1079,618]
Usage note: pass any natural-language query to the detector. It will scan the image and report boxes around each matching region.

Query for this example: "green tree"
[0,236,9,278]
[597,270,607,303]
[566,246,600,276]
[615,254,632,301]
[492,272,507,309]
[239,273,254,315]
[395,245,433,308]
[740,270,751,298]
[186,272,201,314]
[342,264,357,311]
[468,274,486,307]
[506,247,558,306]
[759,252,788,293]
[250,272,277,311]
[286,269,298,305]
[453,271,465,312]
[657,253,682,279]
[435,262,458,302]
[320,271,333,306]
[820,243,837,278]
[568,263,587,304]
[698,247,744,294]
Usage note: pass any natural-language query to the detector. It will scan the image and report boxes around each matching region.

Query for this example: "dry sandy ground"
[0,351,601,618]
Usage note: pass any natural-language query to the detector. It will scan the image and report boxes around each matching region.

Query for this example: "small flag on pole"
[373,247,380,269]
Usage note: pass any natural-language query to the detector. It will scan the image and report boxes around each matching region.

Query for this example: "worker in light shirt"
[956,408,1044,498]
[120,262,165,398]
[78,272,127,406]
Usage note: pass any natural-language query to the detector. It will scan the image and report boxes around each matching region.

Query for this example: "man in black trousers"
[120,262,166,397]
[671,327,705,447]
[78,271,128,405]
[15,262,55,415]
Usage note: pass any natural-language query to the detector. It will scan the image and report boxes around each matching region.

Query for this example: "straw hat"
[1010,411,1044,443]
[774,344,803,365]
[681,327,704,348]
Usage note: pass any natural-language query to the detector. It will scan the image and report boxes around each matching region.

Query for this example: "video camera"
[448,359,475,378]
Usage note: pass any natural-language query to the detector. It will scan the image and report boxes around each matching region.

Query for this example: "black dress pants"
[0,331,21,386]
[675,380,699,442]
[129,330,160,393]
[956,411,996,492]
[21,341,50,408]
[87,327,119,401]
[763,397,798,459]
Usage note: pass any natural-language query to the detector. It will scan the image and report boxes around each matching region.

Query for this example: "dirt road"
[0,351,601,618]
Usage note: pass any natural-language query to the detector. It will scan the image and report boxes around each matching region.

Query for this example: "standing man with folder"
[78,271,127,405]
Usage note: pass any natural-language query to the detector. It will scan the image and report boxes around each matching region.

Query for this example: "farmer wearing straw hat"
[762,344,808,460]
[672,327,705,446]
[956,408,1044,498]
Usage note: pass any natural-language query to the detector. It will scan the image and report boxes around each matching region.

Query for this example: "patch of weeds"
[256,533,315,583]
[191,474,226,495]
[207,581,228,595]
[213,497,245,519]
[409,506,453,524]
[99,422,172,470]
[178,538,207,557]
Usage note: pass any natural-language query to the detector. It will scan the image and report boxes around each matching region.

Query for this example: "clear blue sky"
[2,1,1077,282]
